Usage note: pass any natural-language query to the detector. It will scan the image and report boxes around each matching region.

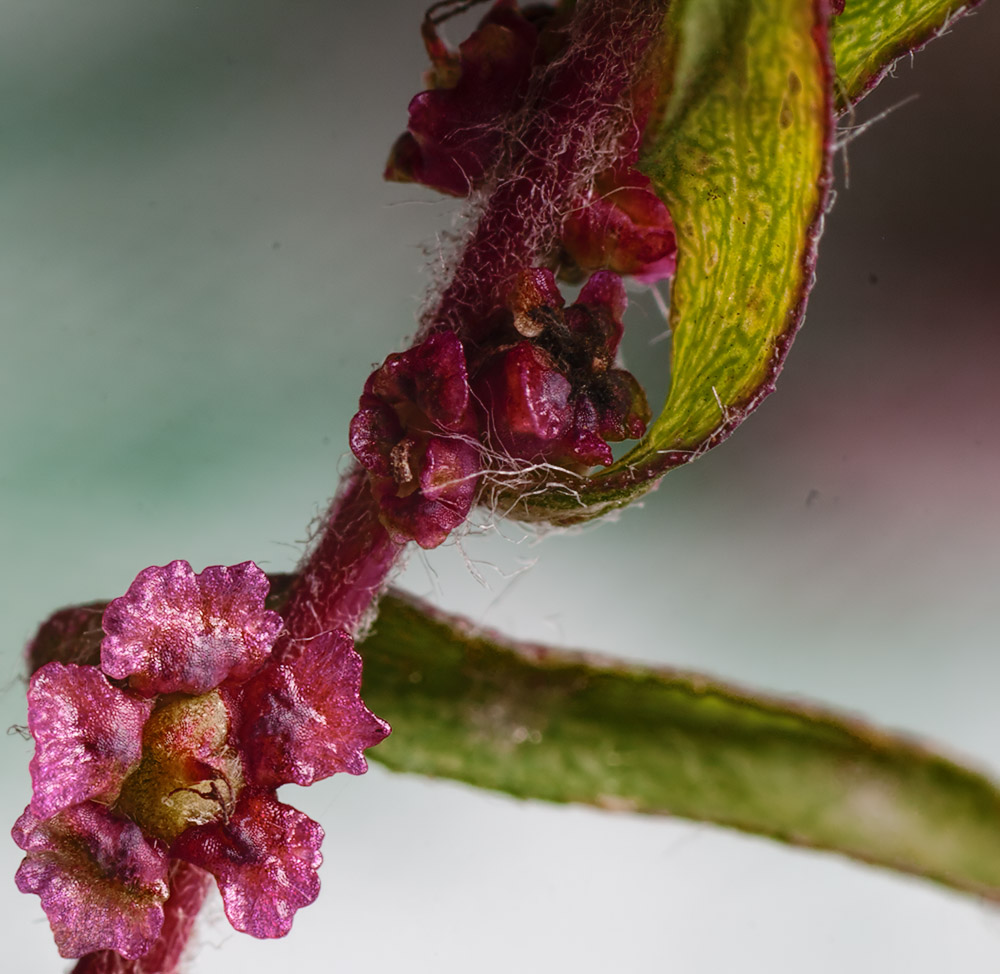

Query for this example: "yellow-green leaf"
[511,0,833,524]
[832,0,979,108]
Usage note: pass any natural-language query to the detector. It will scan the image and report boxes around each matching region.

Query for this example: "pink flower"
[350,330,482,548]
[559,163,677,284]
[13,561,389,959]
[384,0,555,196]
[101,561,282,696]
[470,269,651,470]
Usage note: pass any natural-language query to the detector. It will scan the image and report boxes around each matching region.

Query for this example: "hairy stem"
[280,468,404,642]
[428,0,667,340]
[35,2,671,968]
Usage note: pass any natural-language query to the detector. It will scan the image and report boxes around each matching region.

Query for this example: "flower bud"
[350,330,481,548]
[472,269,650,472]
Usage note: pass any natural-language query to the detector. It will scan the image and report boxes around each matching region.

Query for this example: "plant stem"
[280,467,404,643]
[428,0,665,341]
[49,3,669,968]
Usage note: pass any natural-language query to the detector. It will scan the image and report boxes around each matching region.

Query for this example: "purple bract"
[101,560,283,696]
[14,803,170,960]
[13,560,389,959]
[26,664,153,820]
[171,792,323,939]
[384,0,558,195]
[350,330,481,548]
[470,269,651,470]
[560,162,677,284]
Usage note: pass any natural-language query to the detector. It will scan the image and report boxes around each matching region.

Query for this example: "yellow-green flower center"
[114,691,244,844]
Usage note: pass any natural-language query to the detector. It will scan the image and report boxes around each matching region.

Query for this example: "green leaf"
[26,584,1000,900]
[361,591,1000,902]
[831,0,978,108]
[510,0,833,524]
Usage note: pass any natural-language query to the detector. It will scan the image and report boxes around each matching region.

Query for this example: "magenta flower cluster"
[385,0,550,196]
[472,269,651,471]
[385,0,676,283]
[350,329,481,549]
[351,0,667,550]
[349,267,651,548]
[13,560,388,960]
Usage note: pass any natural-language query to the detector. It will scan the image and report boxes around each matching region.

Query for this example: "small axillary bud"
[350,329,482,548]
[470,268,651,471]
[114,690,244,845]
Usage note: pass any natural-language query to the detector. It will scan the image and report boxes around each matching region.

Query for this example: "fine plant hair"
[421,0,663,335]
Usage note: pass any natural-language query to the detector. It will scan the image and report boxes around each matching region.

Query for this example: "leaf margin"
[503,0,836,525]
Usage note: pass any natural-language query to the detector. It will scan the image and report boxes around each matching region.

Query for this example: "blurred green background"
[2,1,999,970]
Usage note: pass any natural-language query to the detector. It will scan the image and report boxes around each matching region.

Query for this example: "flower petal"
[27,662,152,819]
[383,0,544,196]
[171,792,323,939]
[12,803,169,959]
[348,402,403,477]
[101,560,283,696]
[239,630,390,789]
[352,331,482,548]
[374,459,480,548]
[471,270,648,473]
[477,342,573,445]
[367,330,472,431]
[561,167,677,284]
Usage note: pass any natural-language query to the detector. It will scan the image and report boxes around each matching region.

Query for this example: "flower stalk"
[280,469,405,639]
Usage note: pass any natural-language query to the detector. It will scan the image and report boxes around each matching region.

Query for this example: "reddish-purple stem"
[280,468,404,643]
[53,2,666,970]
[428,0,663,342]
